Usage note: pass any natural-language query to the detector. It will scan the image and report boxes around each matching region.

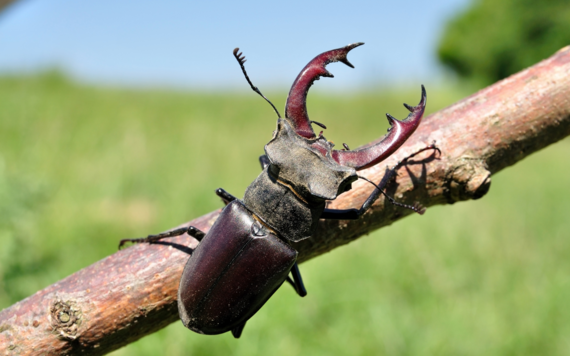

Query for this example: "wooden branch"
[1,46,570,356]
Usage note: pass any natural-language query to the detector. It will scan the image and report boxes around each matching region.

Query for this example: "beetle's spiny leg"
[321,143,439,220]
[233,47,281,118]
[357,142,440,215]
[118,226,205,249]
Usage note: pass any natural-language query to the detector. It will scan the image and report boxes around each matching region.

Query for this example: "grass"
[0,72,569,355]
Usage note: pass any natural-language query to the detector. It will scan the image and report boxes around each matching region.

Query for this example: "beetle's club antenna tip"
[233,47,281,118]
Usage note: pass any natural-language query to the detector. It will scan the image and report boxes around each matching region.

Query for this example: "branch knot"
[445,157,491,203]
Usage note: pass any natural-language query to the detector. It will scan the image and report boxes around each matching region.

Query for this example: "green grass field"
[1,72,569,355]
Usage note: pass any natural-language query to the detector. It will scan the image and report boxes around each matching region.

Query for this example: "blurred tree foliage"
[438,0,570,85]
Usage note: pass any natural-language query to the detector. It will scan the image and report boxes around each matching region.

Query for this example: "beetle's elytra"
[119,42,432,338]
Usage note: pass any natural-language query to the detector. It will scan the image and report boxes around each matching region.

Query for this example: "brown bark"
[1,46,570,355]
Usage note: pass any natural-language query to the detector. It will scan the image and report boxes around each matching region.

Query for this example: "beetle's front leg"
[118,226,205,249]
[321,143,439,220]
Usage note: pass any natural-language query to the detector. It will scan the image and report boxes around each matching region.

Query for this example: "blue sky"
[0,0,470,90]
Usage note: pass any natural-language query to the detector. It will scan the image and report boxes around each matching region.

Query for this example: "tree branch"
[1,46,570,356]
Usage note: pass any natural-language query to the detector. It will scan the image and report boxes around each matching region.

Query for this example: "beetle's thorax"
[243,119,357,243]
[243,169,322,242]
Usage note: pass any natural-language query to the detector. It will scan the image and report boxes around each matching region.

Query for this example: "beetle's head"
[234,43,426,202]
[264,119,357,203]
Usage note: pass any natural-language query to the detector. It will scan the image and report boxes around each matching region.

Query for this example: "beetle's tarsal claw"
[118,238,138,249]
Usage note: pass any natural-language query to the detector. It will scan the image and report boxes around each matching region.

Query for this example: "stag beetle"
[119,42,432,338]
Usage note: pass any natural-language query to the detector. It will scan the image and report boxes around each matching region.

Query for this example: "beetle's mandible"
[119,42,435,338]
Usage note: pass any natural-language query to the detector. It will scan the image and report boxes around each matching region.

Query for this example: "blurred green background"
[438,0,570,86]
[1,0,570,355]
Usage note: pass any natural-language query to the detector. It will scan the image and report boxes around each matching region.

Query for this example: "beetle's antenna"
[233,48,281,118]
[357,175,425,215]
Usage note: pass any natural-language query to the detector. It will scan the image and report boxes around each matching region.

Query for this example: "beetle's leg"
[231,322,247,339]
[215,188,237,206]
[321,143,439,220]
[285,262,307,297]
[259,154,270,170]
[118,226,205,249]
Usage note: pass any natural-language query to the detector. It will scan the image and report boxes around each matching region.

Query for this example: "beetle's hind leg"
[118,226,205,249]
[285,263,307,297]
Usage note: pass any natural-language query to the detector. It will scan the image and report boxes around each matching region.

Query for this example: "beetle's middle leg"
[215,188,237,205]
[118,226,205,249]
[321,143,439,220]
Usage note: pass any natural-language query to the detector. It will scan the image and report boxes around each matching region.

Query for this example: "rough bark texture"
[1,46,570,355]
